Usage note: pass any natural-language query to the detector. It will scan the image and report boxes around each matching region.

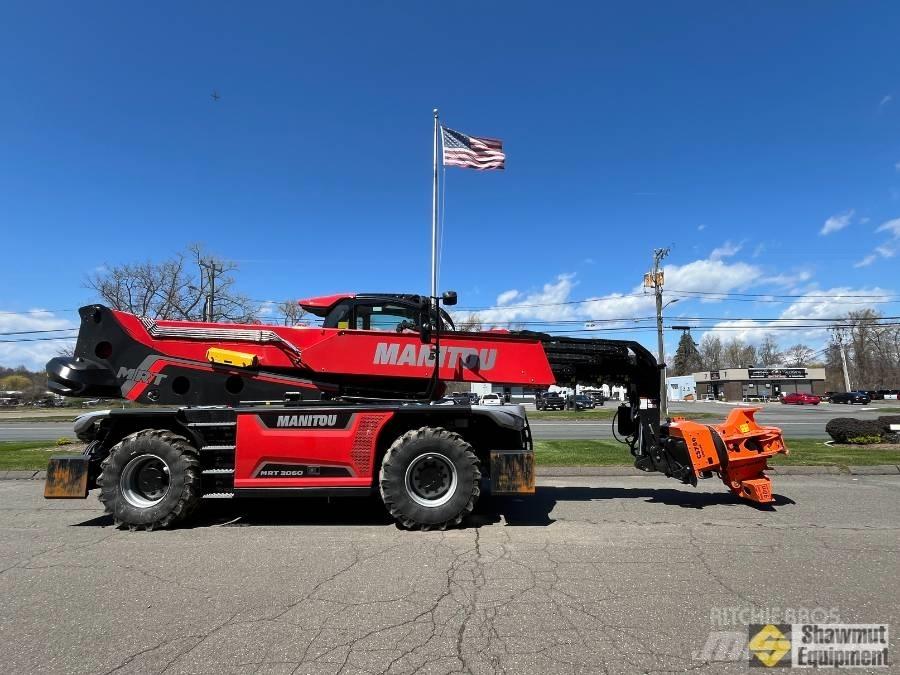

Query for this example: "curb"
[1,466,899,482]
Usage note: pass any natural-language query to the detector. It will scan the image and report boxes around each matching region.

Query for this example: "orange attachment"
[669,408,787,505]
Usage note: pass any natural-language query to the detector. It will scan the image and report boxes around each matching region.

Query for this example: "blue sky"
[2,1,900,369]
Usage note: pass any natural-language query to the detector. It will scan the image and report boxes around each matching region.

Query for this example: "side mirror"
[441,290,458,306]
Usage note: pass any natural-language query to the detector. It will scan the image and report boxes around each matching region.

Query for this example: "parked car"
[780,392,821,405]
[829,391,872,405]
[863,390,882,400]
[587,391,606,406]
[480,393,503,406]
[535,392,565,410]
[445,393,471,405]
[567,394,595,410]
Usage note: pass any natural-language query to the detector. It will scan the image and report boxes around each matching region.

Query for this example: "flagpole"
[431,108,439,300]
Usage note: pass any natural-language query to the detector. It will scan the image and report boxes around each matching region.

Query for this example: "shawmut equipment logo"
[749,624,792,667]
[746,623,890,668]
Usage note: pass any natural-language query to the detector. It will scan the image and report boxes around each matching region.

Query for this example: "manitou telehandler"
[44,292,787,530]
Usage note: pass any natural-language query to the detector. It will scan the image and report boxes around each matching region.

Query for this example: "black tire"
[97,429,201,531]
[379,427,480,530]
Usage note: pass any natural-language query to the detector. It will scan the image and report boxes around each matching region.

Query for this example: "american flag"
[441,127,505,170]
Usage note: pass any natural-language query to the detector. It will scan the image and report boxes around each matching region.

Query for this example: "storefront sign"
[748,368,806,379]
[710,370,721,381]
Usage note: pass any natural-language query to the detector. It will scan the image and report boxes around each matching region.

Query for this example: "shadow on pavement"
[71,485,794,530]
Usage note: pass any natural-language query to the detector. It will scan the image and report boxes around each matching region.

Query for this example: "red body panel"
[112,310,556,387]
[233,410,393,489]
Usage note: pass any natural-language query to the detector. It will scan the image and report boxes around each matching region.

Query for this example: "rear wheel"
[97,429,201,530]
[379,427,480,530]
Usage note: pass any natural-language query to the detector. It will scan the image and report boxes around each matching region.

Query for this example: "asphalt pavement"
[2,401,895,441]
[1,475,897,673]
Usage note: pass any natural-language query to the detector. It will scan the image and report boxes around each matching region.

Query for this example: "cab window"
[354,303,419,332]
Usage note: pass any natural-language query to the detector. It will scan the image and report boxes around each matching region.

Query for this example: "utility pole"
[645,248,670,417]
[199,259,224,323]
[834,327,852,392]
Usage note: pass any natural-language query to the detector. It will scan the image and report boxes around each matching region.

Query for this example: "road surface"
[1,475,896,673]
[2,401,895,441]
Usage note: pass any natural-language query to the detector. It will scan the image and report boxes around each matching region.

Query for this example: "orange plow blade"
[668,408,787,504]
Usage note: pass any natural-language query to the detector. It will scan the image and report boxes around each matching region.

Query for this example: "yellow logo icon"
[748,624,791,667]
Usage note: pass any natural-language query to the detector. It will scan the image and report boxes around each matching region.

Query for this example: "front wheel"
[97,429,201,530]
[379,427,481,530]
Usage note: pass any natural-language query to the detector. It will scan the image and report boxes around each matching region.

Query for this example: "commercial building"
[693,367,826,402]
[665,375,696,401]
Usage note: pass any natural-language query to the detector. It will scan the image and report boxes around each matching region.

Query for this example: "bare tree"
[86,244,258,322]
[699,334,723,370]
[456,312,484,332]
[723,337,756,368]
[275,300,309,326]
[783,344,815,367]
[757,334,782,367]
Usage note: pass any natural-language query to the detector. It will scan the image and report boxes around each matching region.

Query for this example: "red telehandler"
[44,292,787,530]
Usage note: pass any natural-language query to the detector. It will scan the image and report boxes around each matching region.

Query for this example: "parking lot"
[1,474,897,674]
[2,400,898,442]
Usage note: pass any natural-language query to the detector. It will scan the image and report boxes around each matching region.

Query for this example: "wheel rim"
[404,452,458,508]
[119,454,170,508]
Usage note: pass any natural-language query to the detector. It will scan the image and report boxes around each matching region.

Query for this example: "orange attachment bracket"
[712,407,787,504]
[668,408,787,505]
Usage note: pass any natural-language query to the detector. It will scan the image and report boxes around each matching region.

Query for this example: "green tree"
[671,332,703,376]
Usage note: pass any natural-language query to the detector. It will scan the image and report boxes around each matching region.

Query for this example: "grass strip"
[3,438,898,472]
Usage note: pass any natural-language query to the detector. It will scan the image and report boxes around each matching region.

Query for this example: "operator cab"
[298,293,456,333]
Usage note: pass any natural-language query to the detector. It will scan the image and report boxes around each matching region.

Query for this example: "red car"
[781,392,821,405]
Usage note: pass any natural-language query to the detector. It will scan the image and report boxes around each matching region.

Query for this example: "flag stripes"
[441,126,505,170]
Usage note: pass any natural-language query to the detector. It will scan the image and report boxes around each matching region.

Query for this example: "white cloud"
[763,270,813,287]
[709,241,742,260]
[697,224,706,231]
[876,217,900,237]
[880,95,893,107]
[854,243,896,268]
[778,287,892,321]
[664,258,760,296]
[477,274,579,325]
[820,209,854,235]
[752,243,766,258]
[895,162,900,172]
[700,286,893,350]
[0,310,77,371]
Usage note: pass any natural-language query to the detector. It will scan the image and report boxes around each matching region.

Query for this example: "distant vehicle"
[829,391,871,405]
[567,394,595,411]
[445,393,471,405]
[586,391,606,406]
[882,390,900,400]
[781,392,821,405]
[480,393,503,406]
[535,392,565,411]
[467,393,480,404]
[863,390,881,400]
